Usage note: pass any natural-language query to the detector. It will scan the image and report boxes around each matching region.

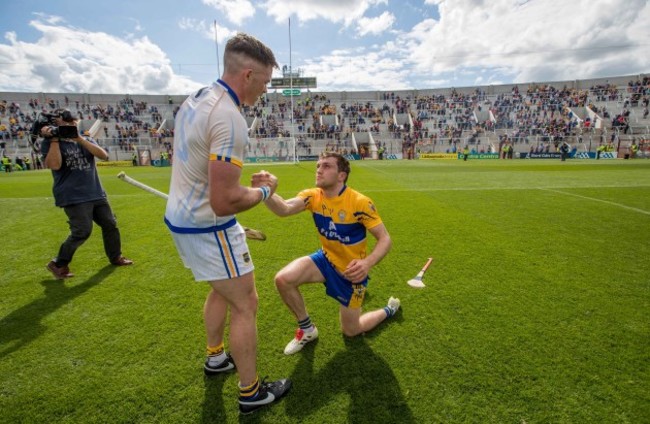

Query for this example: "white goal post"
[246,136,298,164]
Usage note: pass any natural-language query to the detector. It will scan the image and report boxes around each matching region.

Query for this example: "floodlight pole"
[214,20,221,76]
[289,17,296,162]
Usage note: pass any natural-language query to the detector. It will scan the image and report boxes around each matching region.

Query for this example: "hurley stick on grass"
[407,257,433,288]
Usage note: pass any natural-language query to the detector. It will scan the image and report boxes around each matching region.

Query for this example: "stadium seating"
[0,74,648,164]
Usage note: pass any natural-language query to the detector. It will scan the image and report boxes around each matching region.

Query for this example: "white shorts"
[168,221,254,282]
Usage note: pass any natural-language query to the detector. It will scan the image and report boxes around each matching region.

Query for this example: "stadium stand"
[1,74,648,170]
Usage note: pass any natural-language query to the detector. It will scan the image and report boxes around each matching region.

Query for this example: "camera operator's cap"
[53,108,74,122]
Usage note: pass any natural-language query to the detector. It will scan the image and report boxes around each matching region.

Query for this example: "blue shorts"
[309,250,368,308]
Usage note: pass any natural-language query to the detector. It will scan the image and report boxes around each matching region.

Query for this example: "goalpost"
[247,136,297,164]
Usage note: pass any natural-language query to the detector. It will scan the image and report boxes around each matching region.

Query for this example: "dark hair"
[321,152,350,183]
[224,32,278,70]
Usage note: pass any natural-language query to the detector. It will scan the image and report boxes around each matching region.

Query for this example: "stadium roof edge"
[0,73,647,101]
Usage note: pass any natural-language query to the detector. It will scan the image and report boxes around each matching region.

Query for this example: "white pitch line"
[4,185,650,204]
[361,184,650,193]
[540,188,650,216]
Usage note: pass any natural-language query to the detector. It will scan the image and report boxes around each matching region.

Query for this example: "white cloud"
[402,0,650,85]
[262,0,387,27]
[356,11,395,36]
[202,0,256,26]
[0,16,202,94]
[299,46,412,91]
[0,1,647,95]
[178,18,236,42]
[127,18,143,33]
[276,0,649,91]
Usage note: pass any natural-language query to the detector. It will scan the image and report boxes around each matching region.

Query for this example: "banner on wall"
[457,153,500,160]
[419,153,457,159]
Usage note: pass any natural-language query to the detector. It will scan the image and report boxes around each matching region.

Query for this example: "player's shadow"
[285,334,416,423]
[0,265,115,360]
[201,375,227,423]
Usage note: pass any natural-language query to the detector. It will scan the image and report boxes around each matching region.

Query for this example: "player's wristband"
[258,186,270,201]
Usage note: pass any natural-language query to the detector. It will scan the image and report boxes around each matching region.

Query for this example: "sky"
[0,0,648,95]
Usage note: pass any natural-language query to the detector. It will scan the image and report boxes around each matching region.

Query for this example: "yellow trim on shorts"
[348,284,366,308]
[217,231,238,276]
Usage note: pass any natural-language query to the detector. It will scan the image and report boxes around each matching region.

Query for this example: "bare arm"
[75,136,109,161]
[343,223,392,283]
[209,161,277,216]
[43,140,62,170]
[364,223,392,268]
[263,193,306,217]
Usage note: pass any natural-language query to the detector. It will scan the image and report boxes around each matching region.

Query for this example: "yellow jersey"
[298,185,383,273]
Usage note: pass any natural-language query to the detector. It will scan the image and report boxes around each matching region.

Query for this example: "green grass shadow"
[0,265,116,360]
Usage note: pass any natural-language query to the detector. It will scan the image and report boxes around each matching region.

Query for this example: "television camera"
[29,109,79,153]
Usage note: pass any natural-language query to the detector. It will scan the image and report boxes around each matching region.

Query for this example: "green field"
[1,159,649,423]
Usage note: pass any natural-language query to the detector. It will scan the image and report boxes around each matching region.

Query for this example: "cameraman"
[40,109,133,279]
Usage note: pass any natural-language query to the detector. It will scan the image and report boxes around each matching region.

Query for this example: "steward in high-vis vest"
[2,155,11,172]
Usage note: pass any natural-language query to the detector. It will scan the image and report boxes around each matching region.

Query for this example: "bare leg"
[208,272,259,386]
[274,256,324,321]
[339,305,389,337]
[204,289,227,347]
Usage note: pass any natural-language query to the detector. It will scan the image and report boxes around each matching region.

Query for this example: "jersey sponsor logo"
[314,214,365,245]
[319,226,351,243]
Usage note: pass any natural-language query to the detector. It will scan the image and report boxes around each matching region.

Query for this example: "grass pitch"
[1,159,649,423]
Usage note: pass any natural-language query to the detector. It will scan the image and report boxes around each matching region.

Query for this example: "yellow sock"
[239,375,260,399]
[206,342,224,356]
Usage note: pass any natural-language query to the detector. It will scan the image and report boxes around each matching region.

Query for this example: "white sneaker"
[387,296,401,315]
[283,326,319,355]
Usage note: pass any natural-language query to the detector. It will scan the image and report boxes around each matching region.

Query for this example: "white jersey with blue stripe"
[165,80,248,232]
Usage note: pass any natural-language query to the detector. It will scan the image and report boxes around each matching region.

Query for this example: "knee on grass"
[341,325,363,338]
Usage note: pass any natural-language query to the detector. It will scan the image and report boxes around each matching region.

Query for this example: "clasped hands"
[251,170,278,197]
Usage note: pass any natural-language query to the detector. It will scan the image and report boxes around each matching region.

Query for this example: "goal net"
[246,136,297,164]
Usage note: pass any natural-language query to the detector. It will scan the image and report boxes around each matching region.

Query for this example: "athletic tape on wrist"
[259,186,270,201]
